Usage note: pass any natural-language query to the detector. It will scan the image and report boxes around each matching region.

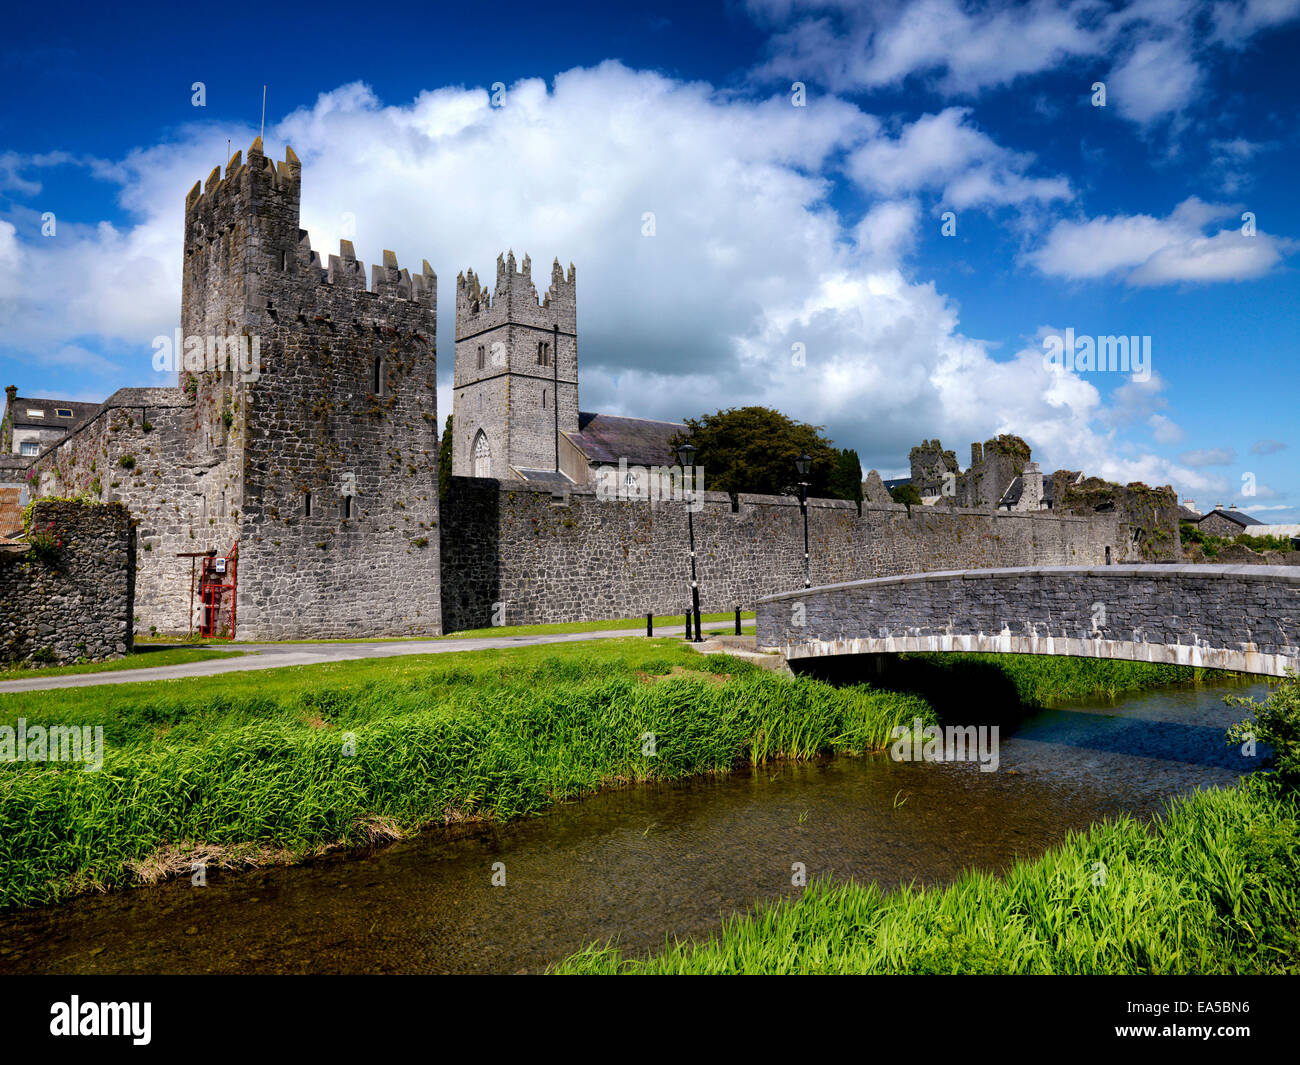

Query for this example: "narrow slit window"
[343,495,352,520]
[304,491,312,518]
[542,388,547,409]
[537,341,550,366]
[373,356,383,395]
[476,345,485,370]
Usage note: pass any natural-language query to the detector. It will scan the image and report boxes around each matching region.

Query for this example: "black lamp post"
[795,452,812,588]
[676,441,702,642]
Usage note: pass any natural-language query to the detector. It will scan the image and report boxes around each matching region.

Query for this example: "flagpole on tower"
[260,85,267,141]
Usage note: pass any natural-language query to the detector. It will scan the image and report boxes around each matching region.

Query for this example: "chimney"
[1215,503,1224,511]
[1229,504,1238,511]
[1183,499,1195,510]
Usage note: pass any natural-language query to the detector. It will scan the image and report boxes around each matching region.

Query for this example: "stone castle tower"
[452,252,577,479]
[25,136,443,638]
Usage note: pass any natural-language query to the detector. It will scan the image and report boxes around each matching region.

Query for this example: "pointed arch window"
[473,430,491,478]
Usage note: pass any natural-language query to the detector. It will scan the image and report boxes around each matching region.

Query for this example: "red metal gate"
[179,544,238,638]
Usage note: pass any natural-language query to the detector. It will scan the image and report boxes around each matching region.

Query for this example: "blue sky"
[1,0,1297,517]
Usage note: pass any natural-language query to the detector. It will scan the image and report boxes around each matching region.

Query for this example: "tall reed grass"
[0,642,930,908]
[554,780,1300,974]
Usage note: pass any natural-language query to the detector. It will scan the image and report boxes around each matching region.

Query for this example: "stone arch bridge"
[755,565,1300,677]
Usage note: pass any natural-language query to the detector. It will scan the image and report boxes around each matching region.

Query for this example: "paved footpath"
[0,625,715,694]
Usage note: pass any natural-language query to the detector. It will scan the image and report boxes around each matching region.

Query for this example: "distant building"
[2,386,100,457]
[1196,504,1264,538]
[1246,523,1300,549]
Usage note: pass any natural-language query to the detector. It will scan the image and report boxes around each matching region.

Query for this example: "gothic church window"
[473,431,491,478]
[477,345,485,370]
[537,341,550,366]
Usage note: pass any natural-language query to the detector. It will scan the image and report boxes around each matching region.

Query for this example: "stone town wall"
[0,500,135,663]
[439,477,1159,631]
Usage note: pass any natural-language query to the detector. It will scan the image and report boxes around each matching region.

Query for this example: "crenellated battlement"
[455,250,575,337]
[182,136,434,311]
[185,137,301,219]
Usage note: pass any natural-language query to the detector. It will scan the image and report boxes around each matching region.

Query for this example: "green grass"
[438,611,754,639]
[0,647,244,681]
[0,638,927,909]
[138,611,756,644]
[553,779,1300,974]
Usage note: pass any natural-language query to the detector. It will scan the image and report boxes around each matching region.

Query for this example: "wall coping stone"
[757,563,1300,603]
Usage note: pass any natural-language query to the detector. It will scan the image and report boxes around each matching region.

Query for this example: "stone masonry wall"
[0,500,135,662]
[32,389,234,634]
[439,476,1154,631]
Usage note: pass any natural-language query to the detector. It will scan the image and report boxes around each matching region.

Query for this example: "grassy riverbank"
[0,638,927,909]
[0,642,1264,913]
[555,779,1300,974]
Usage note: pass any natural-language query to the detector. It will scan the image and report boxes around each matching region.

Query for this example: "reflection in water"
[0,678,1271,975]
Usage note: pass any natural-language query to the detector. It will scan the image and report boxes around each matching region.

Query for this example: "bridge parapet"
[756,565,1300,677]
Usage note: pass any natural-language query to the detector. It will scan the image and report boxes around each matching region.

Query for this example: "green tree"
[829,448,864,509]
[891,483,922,512]
[438,414,453,501]
[669,407,840,498]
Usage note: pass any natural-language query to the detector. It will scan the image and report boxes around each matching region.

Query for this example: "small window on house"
[55,408,73,418]
[476,345,485,370]
[25,409,43,418]
[304,491,312,518]
[20,441,39,456]
[373,356,383,395]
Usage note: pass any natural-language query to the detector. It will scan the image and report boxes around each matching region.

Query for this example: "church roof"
[564,411,685,468]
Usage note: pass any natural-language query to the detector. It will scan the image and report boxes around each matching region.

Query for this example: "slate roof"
[513,468,576,486]
[9,395,100,430]
[882,477,912,491]
[564,411,686,468]
[1199,507,1264,528]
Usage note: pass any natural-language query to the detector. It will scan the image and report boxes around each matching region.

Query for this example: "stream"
[0,675,1270,974]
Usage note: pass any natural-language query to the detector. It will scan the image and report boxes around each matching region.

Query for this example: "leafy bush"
[1229,673,1300,793]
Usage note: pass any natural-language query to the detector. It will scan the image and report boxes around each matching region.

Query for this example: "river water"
[0,676,1271,974]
